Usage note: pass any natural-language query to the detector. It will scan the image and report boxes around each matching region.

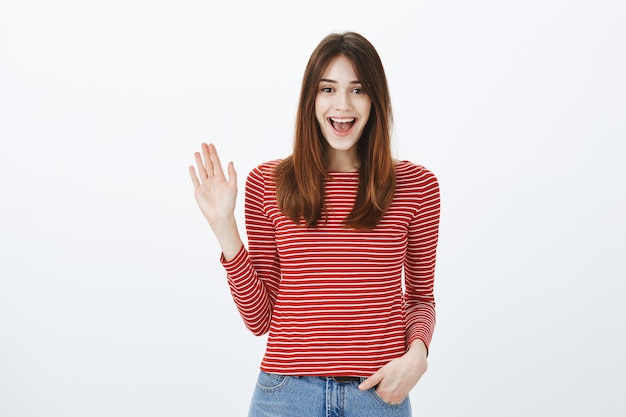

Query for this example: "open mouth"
[329,117,355,133]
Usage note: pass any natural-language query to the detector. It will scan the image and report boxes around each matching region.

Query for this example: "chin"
[325,136,356,148]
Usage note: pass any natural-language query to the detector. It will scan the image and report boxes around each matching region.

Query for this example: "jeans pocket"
[255,371,289,392]
[369,386,409,408]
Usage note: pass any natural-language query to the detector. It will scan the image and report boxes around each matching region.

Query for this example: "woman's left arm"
[402,167,440,351]
[359,166,441,404]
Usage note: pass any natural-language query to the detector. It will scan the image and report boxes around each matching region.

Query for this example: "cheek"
[360,103,372,125]
[363,99,372,116]
[314,100,325,123]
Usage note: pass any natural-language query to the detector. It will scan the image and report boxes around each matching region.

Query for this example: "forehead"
[320,55,359,81]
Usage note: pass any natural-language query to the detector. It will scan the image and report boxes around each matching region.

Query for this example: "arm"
[222,164,282,335]
[359,167,440,403]
[403,167,440,351]
[189,144,281,335]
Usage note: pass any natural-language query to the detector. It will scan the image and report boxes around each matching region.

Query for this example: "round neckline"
[327,171,359,183]
[328,170,359,176]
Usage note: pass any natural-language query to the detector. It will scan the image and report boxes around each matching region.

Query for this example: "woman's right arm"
[189,143,280,335]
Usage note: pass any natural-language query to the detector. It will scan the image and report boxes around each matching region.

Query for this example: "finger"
[189,165,201,188]
[194,151,208,179]
[227,161,237,184]
[207,143,226,179]
[358,371,384,391]
[201,142,214,176]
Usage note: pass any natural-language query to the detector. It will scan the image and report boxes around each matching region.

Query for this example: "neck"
[327,149,359,172]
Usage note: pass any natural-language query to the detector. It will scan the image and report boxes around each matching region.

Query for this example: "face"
[315,55,372,164]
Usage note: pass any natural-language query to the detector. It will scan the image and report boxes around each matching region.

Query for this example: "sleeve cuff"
[220,245,248,269]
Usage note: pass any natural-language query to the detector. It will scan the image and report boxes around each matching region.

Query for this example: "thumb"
[358,371,384,391]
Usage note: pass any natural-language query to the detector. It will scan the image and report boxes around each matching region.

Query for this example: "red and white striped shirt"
[221,160,440,376]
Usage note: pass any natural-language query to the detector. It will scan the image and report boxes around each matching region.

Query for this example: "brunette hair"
[274,32,395,229]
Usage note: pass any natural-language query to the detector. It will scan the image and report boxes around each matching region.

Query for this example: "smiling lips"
[329,117,355,134]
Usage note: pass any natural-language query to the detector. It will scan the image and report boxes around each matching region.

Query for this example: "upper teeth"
[331,118,355,123]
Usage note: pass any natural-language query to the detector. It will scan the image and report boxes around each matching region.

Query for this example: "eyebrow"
[319,78,362,84]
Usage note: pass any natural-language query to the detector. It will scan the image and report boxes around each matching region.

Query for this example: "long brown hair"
[274,32,395,229]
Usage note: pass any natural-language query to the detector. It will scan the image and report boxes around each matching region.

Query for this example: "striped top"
[221,159,440,376]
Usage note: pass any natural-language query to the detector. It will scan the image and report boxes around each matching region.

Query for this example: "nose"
[334,91,353,111]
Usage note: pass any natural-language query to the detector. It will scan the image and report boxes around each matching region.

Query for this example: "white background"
[1,1,625,416]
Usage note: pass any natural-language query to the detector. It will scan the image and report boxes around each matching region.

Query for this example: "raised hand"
[189,143,243,260]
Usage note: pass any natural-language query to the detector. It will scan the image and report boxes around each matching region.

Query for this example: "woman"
[189,31,440,417]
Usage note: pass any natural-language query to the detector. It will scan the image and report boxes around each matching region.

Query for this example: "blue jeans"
[247,371,412,417]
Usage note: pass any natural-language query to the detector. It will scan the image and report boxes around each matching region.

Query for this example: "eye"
[320,86,333,93]
[351,88,365,95]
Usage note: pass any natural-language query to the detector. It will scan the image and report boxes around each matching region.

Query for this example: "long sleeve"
[221,163,282,336]
[403,167,440,350]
